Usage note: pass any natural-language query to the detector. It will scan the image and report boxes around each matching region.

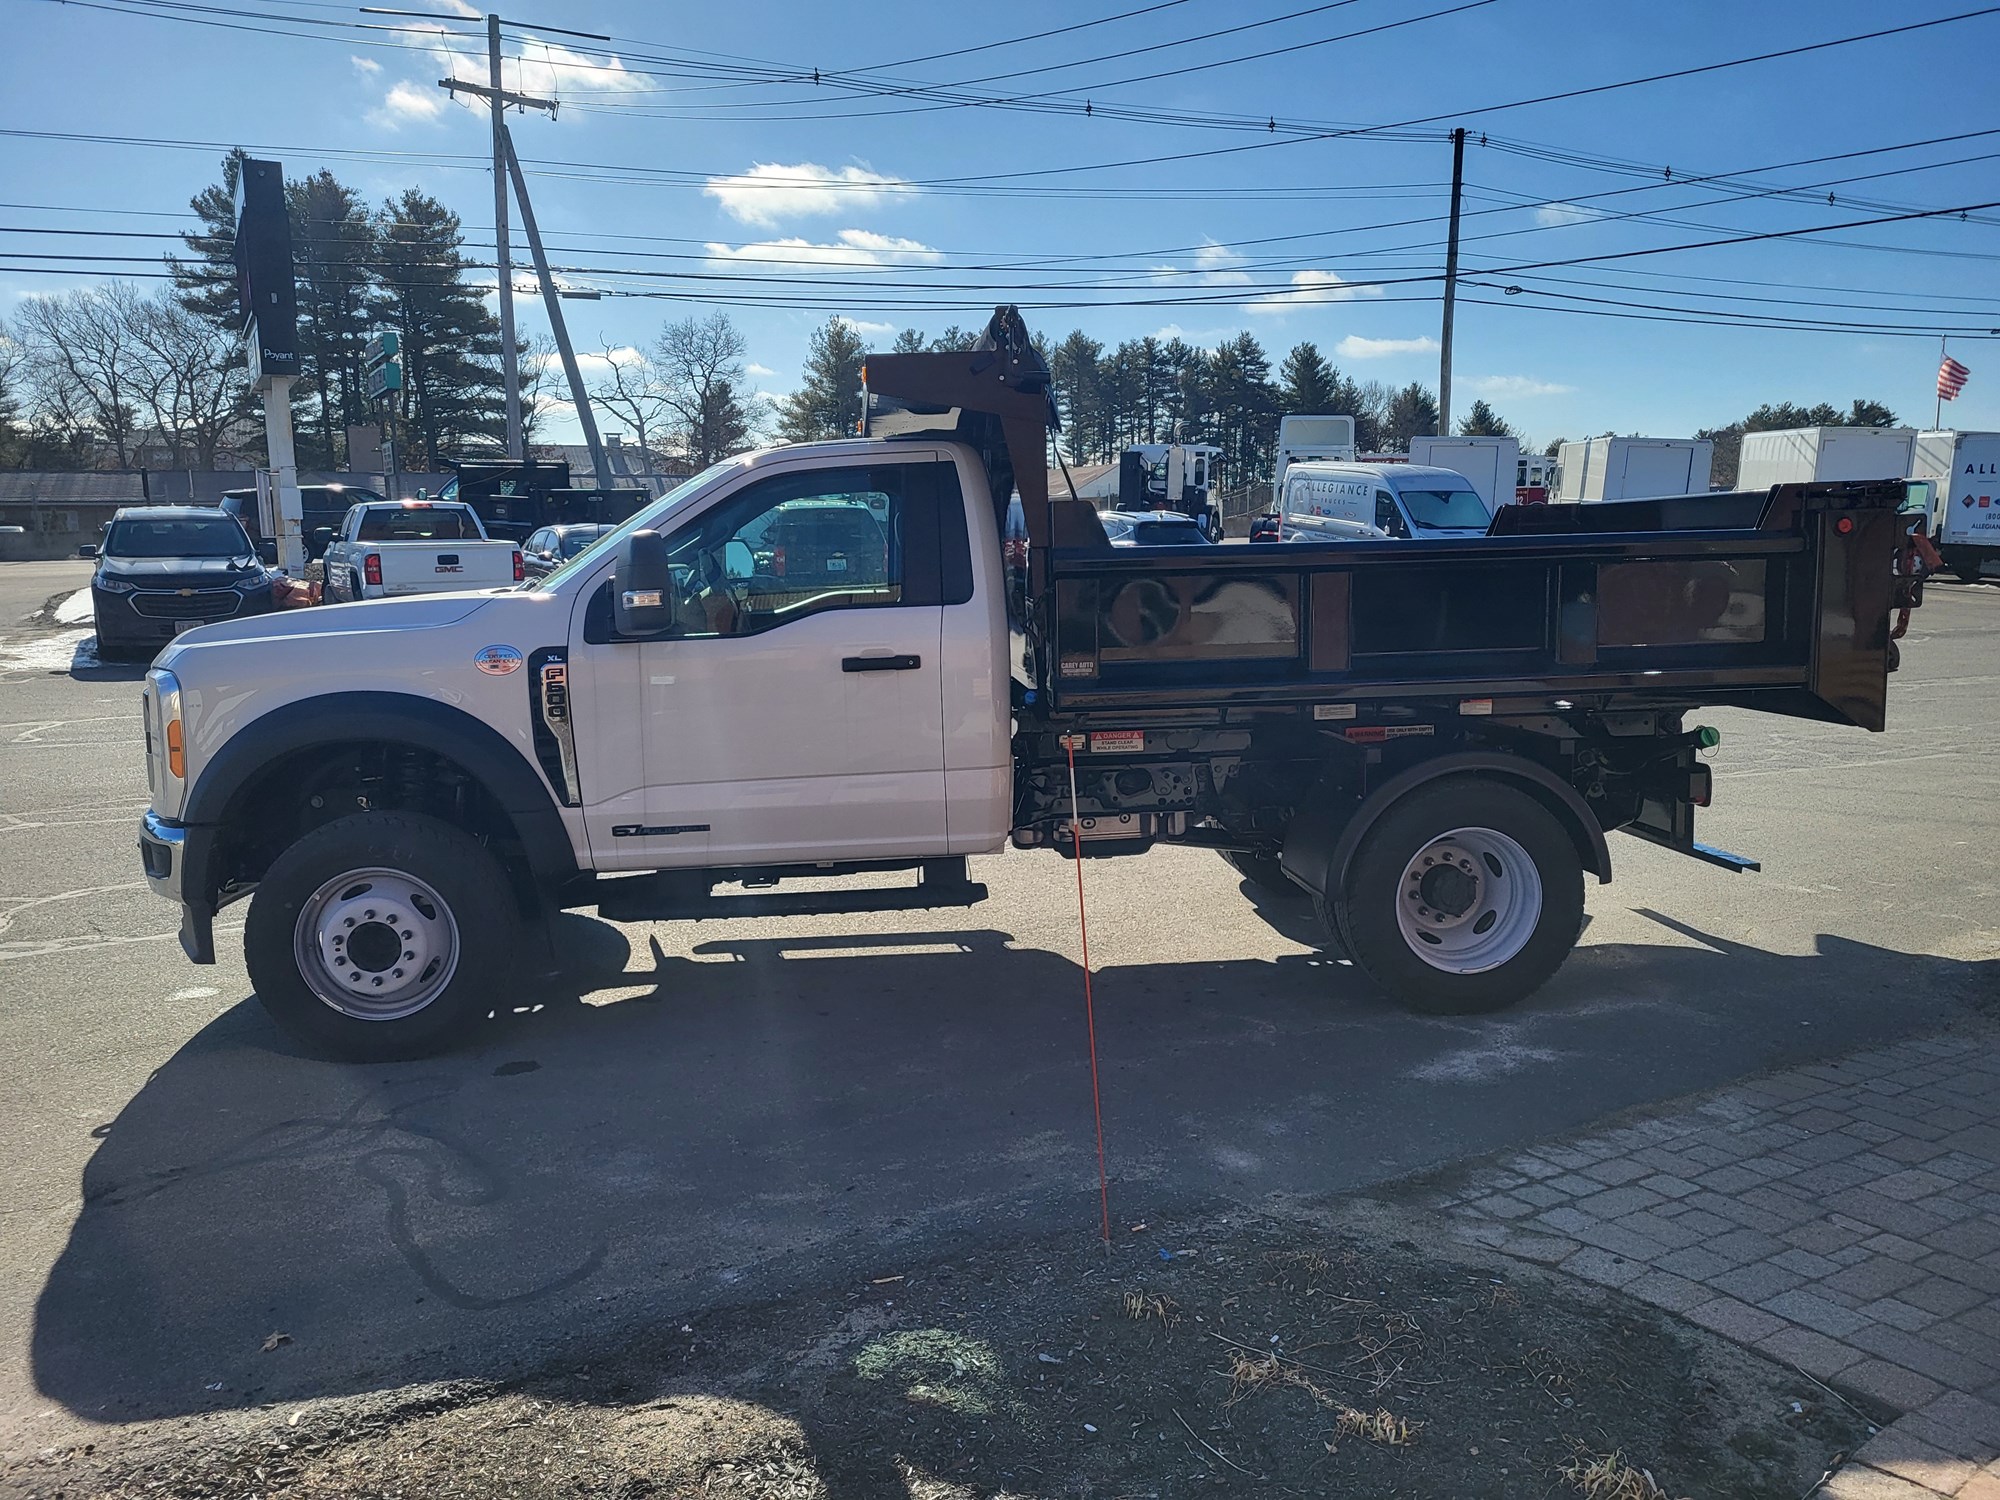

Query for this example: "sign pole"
[262,376,304,574]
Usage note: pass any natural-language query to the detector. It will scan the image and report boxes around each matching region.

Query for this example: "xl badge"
[474,644,524,676]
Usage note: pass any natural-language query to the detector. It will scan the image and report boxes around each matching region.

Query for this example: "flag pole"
[1936,335,1946,431]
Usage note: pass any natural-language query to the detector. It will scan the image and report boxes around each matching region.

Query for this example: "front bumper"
[96,584,276,647]
[139,810,216,963]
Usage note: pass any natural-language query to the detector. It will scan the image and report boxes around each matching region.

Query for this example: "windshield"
[1399,487,1491,531]
[534,459,739,591]
[561,527,610,558]
[104,516,252,559]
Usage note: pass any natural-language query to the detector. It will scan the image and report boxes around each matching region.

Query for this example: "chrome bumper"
[139,810,186,904]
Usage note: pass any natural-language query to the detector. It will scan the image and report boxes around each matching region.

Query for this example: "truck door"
[571,454,953,869]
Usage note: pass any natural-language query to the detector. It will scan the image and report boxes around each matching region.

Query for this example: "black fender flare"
[1280,751,1612,901]
[183,691,579,893]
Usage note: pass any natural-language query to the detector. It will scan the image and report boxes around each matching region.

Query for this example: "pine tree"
[1457,398,1513,437]
[1381,383,1441,452]
[166,150,249,329]
[1049,330,1106,462]
[1278,342,1338,414]
[370,190,504,470]
[776,317,868,442]
[1206,332,1279,482]
[890,328,929,354]
[288,170,378,468]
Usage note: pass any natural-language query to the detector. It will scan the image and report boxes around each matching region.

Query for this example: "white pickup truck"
[134,310,1921,1061]
[319,499,522,601]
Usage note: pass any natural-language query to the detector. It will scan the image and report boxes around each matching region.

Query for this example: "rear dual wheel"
[1328,777,1584,1016]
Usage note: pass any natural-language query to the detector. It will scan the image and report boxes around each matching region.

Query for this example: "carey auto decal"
[473,644,523,676]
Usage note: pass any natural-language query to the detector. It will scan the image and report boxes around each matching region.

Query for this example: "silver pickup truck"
[319,500,522,601]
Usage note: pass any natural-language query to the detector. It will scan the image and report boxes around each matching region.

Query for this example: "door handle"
[842,654,922,672]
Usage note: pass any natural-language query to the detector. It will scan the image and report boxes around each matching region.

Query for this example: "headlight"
[96,575,136,594]
[150,667,186,785]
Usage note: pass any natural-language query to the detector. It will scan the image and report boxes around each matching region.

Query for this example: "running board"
[594,859,987,922]
[1689,842,1761,873]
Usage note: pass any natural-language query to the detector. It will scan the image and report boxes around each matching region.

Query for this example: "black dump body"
[862,308,1917,739]
[1043,481,1906,733]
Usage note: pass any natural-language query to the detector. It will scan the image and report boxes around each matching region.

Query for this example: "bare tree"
[586,341,670,462]
[657,311,756,466]
[14,284,148,467]
[123,293,253,468]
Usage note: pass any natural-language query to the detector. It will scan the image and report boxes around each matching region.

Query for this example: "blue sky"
[5,0,1999,449]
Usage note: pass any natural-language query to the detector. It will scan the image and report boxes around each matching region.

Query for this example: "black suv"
[219,484,385,561]
[83,507,277,659]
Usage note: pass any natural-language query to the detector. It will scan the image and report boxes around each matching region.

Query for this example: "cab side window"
[658,464,908,639]
[1375,493,1405,537]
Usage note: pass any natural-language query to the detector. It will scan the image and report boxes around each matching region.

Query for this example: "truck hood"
[159,591,497,655]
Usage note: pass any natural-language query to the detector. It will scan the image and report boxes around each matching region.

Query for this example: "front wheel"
[1330,777,1584,1016]
[244,811,516,1060]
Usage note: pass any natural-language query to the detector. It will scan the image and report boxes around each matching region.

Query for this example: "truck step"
[594,860,988,923]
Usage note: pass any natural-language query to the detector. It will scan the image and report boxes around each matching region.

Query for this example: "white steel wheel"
[294,867,461,1021]
[1331,776,1585,1016]
[1393,826,1543,975]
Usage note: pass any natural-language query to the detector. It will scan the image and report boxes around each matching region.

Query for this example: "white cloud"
[843,319,896,336]
[1151,239,1252,288]
[369,80,446,128]
[1247,270,1383,315]
[745,362,775,377]
[1464,374,1576,399]
[351,55,382,76]
[1533,201,1602,226]
[704,230,941,269]
[703,163,909,227]
[507,36,649,101]
[1334,334,1440,359]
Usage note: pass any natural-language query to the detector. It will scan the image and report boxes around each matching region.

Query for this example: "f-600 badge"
[474,644,524,675]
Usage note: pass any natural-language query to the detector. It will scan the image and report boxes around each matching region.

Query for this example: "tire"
[244,811,515,1060]
[1221,849,1294,895]
[1330,776,1584,1016]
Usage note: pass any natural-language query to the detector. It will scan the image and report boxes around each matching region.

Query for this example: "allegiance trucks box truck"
[1408,435,1521,514]
[1736,427,1917,492]
[1556,437,1713,501]
[1913,429,2000,581]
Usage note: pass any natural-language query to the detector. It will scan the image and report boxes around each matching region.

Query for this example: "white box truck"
[1408,435,1521,514]
[1273,414,1357,503]
[1913,429,2000,582]
[1556,437,1714,501]
[1735,427,1917,491]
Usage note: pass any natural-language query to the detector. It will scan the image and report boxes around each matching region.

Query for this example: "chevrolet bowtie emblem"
[178,588,196,597]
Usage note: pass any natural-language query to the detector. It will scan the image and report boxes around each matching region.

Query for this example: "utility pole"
[488,13,521,459]
[502,129,615,491]
[1439,126,1466,436]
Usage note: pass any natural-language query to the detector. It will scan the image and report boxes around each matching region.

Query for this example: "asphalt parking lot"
[2,558,1996,1453]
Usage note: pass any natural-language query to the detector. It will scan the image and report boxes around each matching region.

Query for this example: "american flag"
[1938,355,1971,401]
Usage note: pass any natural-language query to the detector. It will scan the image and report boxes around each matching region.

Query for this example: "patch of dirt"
[10,1203,1867,1500]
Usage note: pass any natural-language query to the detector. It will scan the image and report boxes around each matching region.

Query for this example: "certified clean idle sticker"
[474,644,524,676]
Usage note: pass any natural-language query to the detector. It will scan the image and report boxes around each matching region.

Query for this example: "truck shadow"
[30,917,1992,1427]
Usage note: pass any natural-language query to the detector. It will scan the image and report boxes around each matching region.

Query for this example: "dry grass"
[1223,1352,1420,1446]
[1557,1447,1687,1500]
[1122,1292,1179,1325]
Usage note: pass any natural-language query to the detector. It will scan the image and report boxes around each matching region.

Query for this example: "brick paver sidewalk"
[1425,1023,2000,1499]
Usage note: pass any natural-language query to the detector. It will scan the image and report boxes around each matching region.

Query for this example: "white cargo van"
[1261,462,1492,543]
[1408,435,1521,514]
[1735,427,1917,491]
[1913,429,2000,581]
[1557,437,1714,501]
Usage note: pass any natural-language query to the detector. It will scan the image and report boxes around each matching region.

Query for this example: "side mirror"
[613,530,675,637]
[723,538,754,580]
[312,527,334,548]
[256,539,279,564]
[78,544,98,559]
